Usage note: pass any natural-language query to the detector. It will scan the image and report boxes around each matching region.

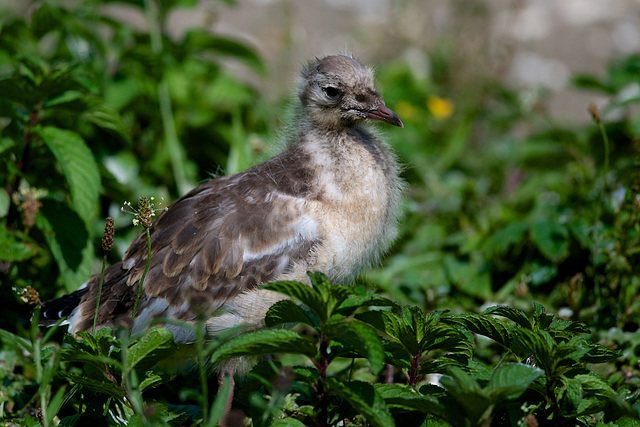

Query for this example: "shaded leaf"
[263,281,326,322]
[484,221,528,256]
[36,199,93,292]
[271,419,307,427]
[326,379,394,427]
[81,96,131,143]
[139,372,173,392]
[375,383,445,415]
[126,327,178,373]
[210,329,317,364]
[0,223,39,261]
[530,221,569,262]
[440,367,491,424]
[265,299,316,328]
[59,372,126,399]
[325,320,384,374]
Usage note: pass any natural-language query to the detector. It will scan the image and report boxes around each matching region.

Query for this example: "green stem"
[592,120,610,296]
[143,0,190,194]
[92,254,108,334]
[132,228,151,319]
[197,319,210,423]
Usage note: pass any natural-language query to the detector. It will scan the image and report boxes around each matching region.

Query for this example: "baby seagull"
[40,54,404,353]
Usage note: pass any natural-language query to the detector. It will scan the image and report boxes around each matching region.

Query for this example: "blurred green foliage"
[0,0,270,329]
[0,0,639,425]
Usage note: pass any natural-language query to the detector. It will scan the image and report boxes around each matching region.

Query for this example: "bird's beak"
[365,104,404,128]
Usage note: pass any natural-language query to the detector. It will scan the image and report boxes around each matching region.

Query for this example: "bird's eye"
[323,86,341,99]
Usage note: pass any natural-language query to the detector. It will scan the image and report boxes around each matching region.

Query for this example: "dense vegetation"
[1,0,639,426]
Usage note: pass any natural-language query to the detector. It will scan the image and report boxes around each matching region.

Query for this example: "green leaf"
[185,30,264,72]
[485,363,544,401]
[443,255,492,299]
[511,329,555,373]
[581,344,621,363]
[210,329,317,364]
[263,281,326,322]
[0,223,39,261]
[572,74,612,93]
[484,221,528,255]
[271,419,307,427]
[558,376,583,413]
[326,379,394,427]
[375,383,445,415]
[575,373,616,398]
[443,313,511,348]
[326,284,354,318]
[59,372,126,399]
[126,327,178,373]
[265,299,316,328]
[308,271,332,301]
[139,372,173,392]
[0,328,33,353]
[336,294,396,317]
[440,367,491,424]
[81,96,131,143]
[484,305,532,329]
[530,220,569,262]
[532,302,554,330]
[325,320,384,374]
[38,126,101,222]
[36,199,93,292]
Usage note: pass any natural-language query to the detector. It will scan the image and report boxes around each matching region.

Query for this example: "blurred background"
[176,0,640,121]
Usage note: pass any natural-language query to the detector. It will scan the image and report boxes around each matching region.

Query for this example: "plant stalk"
[132,229,151,319]
[92,254,108,334]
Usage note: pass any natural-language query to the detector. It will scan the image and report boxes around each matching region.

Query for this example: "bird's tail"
[39,287,89,326]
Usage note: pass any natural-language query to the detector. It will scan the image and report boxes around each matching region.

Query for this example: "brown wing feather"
[71,146,319,333]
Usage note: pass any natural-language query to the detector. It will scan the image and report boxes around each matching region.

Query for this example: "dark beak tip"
[366,104,404,128]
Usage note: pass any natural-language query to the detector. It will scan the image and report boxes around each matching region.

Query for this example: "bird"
[40,54,404,359]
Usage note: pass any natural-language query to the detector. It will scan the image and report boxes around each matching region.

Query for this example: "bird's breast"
[304,135,402,281]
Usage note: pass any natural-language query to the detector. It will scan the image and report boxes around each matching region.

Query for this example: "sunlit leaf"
[38,126,101,222]
[485,363,544,401]
[444,313,511,348]
[484,305,532,330]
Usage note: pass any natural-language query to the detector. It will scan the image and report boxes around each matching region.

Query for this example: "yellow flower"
[427,95,454,120]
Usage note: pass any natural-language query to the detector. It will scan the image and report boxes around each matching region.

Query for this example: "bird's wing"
[75,152,320,331]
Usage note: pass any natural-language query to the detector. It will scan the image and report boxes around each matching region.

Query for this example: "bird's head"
[298,55,403,131]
